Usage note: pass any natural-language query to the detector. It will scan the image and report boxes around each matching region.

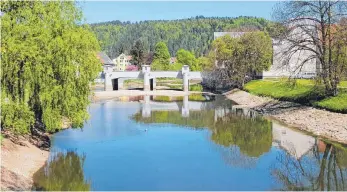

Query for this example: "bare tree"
[273,1,347,96]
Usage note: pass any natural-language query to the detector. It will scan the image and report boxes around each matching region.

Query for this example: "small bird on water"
[144,129,148,132]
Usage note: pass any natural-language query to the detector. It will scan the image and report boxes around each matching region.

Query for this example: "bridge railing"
[104,65,202,92]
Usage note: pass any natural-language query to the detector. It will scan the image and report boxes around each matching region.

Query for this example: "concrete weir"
[104,65,202,92]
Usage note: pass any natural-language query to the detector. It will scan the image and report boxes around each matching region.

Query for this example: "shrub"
[125,65,138,71]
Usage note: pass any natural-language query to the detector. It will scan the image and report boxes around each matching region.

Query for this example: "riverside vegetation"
[1,1,101,136]
[245,79,347,113]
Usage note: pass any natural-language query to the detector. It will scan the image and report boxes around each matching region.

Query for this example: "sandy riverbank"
[1,138,49,191]
[225,89,347,144]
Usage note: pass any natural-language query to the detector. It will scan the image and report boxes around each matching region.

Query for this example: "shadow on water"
[33,95,347,191]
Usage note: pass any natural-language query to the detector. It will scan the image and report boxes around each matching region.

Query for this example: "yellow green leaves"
[1,1,101,134]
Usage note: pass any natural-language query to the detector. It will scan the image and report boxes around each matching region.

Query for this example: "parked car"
[296,72,316,79]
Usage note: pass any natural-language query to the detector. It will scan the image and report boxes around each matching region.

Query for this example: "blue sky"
[81,1,278,23]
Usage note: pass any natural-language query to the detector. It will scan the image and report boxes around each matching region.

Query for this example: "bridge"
[104,65,202,92]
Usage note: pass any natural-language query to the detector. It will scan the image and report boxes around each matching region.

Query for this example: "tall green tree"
[151,42,170,70]
[130,39,145,67]
[1,1,101,134]
[176,49,199,71]
[209,32,273,88]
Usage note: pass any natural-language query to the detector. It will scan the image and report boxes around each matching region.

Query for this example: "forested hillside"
[91,16,274,58]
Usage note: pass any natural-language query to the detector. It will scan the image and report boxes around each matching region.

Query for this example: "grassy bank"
[244,79,347,113]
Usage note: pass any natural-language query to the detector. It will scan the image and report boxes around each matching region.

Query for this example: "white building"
[95,52,115,83]
[213,23,318,79]
[112,53,132,71]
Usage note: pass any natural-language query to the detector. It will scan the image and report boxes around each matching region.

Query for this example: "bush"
[125,65,138,71]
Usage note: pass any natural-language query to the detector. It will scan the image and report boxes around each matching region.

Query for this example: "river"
[33,95,347,191]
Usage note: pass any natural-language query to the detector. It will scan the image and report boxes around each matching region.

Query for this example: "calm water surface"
[33,95,347,191]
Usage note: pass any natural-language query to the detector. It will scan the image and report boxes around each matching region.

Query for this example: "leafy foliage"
[176,49,199,71]
[209,31,273,88]
[151,42,170,71]
[1,1,101,134]
[91,16,273,58]
[130,39,145,67]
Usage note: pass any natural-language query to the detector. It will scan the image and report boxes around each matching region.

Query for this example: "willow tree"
[1,1,101,134]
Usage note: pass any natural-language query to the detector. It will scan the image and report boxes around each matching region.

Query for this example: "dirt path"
[225,89,347,144]
[1,138,49,191]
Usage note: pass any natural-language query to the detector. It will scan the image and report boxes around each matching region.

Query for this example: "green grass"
[244,79,347,113]
[156,78,182,84]
[244,80,325,103]
[124,79,143,84]
[314,92,347,113]
[166,84,182,90]
[340,81,347,87]
[153,96,171,102]
[189,84,203,91]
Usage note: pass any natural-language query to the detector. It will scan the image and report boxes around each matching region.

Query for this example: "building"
[213,25,318,79]
[169,57,177,64]
[112,53,132,71]
[95,52,115,83]
[97,52,116,73]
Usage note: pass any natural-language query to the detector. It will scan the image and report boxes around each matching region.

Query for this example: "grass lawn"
[244,79,347,113]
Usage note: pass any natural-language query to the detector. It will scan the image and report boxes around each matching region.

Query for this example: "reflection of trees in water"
[210,108,272,158]
[215,145,258,168]
[132,102,273,167]
[132,110,216,129]
[33,151,90,191]
[272,142,347,191]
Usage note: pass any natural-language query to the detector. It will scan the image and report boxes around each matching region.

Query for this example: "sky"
[81,1,279,24]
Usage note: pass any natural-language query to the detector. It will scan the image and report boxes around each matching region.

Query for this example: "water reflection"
[34,97,347,190]
[133,97,272,158]
[33,151,90,191]
[132,98,347,190]
[272,142,347,191]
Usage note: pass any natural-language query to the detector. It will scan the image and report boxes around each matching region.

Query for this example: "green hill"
[91,16,273,58]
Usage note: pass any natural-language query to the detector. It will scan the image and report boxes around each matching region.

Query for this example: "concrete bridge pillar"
[181,95,189,117]
[142,65,151,91]
[104,73,113,91]
[150,78,156,91]
[142,95,151,117]
[182,65,190,92]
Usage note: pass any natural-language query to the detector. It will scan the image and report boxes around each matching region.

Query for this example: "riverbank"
[1,137,49,190]
[225,89,347,144]
[1,122,63,190]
